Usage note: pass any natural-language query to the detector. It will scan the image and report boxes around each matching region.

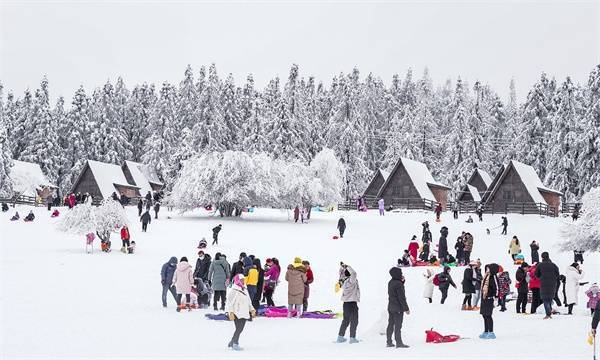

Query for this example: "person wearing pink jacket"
[173,257,194,312]
[263,258,281,307]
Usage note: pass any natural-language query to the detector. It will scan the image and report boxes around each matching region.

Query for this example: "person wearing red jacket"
[303,260,314,312]
[408,236,419,262]
[120,225,131,252]
[529,264,542,314]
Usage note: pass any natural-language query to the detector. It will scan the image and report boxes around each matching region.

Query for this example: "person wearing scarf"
[479,263,499,339]
[225,274,255,351]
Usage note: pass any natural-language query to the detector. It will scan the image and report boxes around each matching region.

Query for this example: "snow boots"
[349,338,359,344]
[231,344,243,351]
[479,332,496,339]
[335,336,347,343]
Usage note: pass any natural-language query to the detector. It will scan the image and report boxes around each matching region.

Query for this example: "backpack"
[433,274,440,286]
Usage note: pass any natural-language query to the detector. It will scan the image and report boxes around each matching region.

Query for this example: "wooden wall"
[541,191,561,215]
[363,171,385,198]
[471,172,488,194]
[122,164,136,187]
[72,165,103,200]
[378,162,420,204]
[488,165,535,211]
[431,187,448,209]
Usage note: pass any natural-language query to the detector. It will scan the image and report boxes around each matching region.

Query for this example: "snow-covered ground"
[1,206,597,359]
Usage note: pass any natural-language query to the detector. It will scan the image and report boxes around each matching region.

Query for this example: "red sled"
[332,235,339,240]
[425,328,460,343]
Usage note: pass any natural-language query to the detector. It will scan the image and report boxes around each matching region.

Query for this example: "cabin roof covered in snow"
[380,157,449,201]
[467,184,482,202]
[476,169,493,188]
[87,160,139,199]
[124,161,162,196]
[380,169,390,181]
[11,160,55,196]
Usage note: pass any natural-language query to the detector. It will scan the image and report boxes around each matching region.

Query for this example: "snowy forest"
[0,63,599,201]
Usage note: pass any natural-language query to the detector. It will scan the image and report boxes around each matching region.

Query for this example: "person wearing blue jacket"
[161,257,179,307]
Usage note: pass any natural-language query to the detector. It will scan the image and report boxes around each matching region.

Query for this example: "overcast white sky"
[1,0,599,103]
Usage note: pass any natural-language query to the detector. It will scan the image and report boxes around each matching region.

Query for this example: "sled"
[332,235,340,240]
[425,328,461,343]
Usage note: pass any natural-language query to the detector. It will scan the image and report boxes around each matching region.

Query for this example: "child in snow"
[586,283,600,315]
[23,211,35,222]
[336,263,360,344]
[497,270,511,312]
[127,241,136,254]
[423,269,435,303]
[225,274,255,351]
[437,266,457,304]
[173,257,194,312]
[197,238,207,249]
[462,262,477,310]
[408,236,419,260]
[101,238,111,252]
[1,202,8,212]
[480,264,500,339]
[51,209,60,218]
[10,211,19,221]
[466,215,474,223]
[398,251,412,267]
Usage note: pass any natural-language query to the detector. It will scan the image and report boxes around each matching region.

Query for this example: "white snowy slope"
[0,206,597,359]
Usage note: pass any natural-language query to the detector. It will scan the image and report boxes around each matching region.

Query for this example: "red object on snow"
[332,235,339,240]
[425,329,460,343]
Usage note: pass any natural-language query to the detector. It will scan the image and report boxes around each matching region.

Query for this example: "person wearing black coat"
[386,267,410,348]
[137,198,143,217]
[437,266,456,304]
[145,191,152,204]
[140,210,151,232]
[592,305,600,335]
[154,202,160,219]
[530,241,540,264]
[501,217,508,235]
[252,258,265,310]
[438,227,449,263]
[337,217,346,238]
[212,224,222,245]
[461,263,476,309]
[194,251,212,282]
[515,263,530,313]
[480,263,499,339]
[230,252,247,278]
[160,257,179,307]
[535,252,560,319]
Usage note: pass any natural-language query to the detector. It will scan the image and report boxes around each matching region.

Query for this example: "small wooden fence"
[0,195,38,206]
[338,197,437,211]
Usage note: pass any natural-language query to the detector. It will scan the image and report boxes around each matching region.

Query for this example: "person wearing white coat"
[225,274,255,351]
[423,269,435,303]
[565,263,585,315]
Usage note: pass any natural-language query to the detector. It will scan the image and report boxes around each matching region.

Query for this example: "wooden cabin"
[122,161,164,198]
[362,169,390,199]
[457,168,493,202]
[377,157,450,210]
[485,160,562,216]
[70,160,140,201]
[10,160,57,199]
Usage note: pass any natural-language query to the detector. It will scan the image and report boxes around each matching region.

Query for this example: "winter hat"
[243,257,253,268]
[233,274,246,288]
[180,257,188,262]
[293,257,303,267]
[198,250,204,256]
[266,258,272,264]
[571,262,580,268]
[541,252,550,261]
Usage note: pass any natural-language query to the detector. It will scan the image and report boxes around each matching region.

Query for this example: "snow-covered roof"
[11,160,55,196]
[124,161,162,196]
[398,157,449,201]
[380,169,390,181]
[477,169,493,188]
[467,184,482,202]
[87,160,139,199]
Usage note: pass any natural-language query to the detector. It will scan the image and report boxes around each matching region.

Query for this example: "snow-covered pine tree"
[382,105,421,169]
[19,77,61,183]
[51,96,69,193]
[193,63,225,152]
[240,74,267,153]
[468,81,492,172]
[10,90,32,159]
[126,83,156,161]
[545,77,584,200]
[177,65,199,131]
[113,77,133,160]
[560,187,600,252]
[221,73,241,150]
[0,83,13,198]
[577,65,600,196]
[358,73,386,170]
[142,82,178,182]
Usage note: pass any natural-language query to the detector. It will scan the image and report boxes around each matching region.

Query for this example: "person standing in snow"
[285,257,307,317]
[212,224,222,245]
[225,274,256,351]
[497,270,511,312]
[153,201,160,219]
[437,266,457,304]
[472,261,483,309]
[574,250,584,264]
[46,195,53,211]
[386,267,410,348]
[160,257,179,308]
[451,202,458,219]
[337,216,346,238]
[263,258,281,307]
[408,236,419,261]
[378,198,385,216]
[302,260,314,312]
[293,206,300,223]
[434,203,443,221]
[252,258,265,310]
[145,191,152,204]
[462,262,476,310]
[501,216,508,235]
[336,263,360,344]
[173,256,194,311]
[137,198,143,217]
[454,236,465,265]
[140,210,151,232]
[231,252,247,278]
[515,263,530,313]
[565,262,585,315]
[245,260,259,307]
[509,236,521,261]
[120,225,131,253]
[476,203,484,221]
[423,269,435,303]
[420,222,432,261]
[592,305,600,336]
[208,252,230,311]
[462,232,474,264]
[529,264,542,314]
[301,208,308,223]
[530,240,540,264]
[438,226,449,264]
[535,252,560,319]
[193,250,212,303]
[479,263,500,339]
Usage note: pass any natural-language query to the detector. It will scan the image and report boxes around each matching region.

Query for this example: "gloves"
[250,310,256,318]
[228,313,235,321]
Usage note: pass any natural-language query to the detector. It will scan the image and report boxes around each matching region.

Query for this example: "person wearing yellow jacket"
[246,263,259,303]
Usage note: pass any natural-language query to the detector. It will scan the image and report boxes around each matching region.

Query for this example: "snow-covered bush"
[58,199,128,241]
[171,148,345,215]
[560,187,600,252]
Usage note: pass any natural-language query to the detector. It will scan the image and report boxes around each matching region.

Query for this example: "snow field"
[0,206,597,359]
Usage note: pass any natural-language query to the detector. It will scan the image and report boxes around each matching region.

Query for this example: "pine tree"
[577,65,600,196]
[126,83,156,161]
[221,73,241,150]
[11,90,33,159]
[193,63,225,152]
[60,87,90,194]
[0,83,13,198]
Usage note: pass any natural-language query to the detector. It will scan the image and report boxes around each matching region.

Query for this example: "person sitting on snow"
[1,202,8,212]
[24,211,35,222]
[398,251,412,267]
[466,215,474,223]
[10,211,20,221]
[51,209,60,218]
[197,237,208,249]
